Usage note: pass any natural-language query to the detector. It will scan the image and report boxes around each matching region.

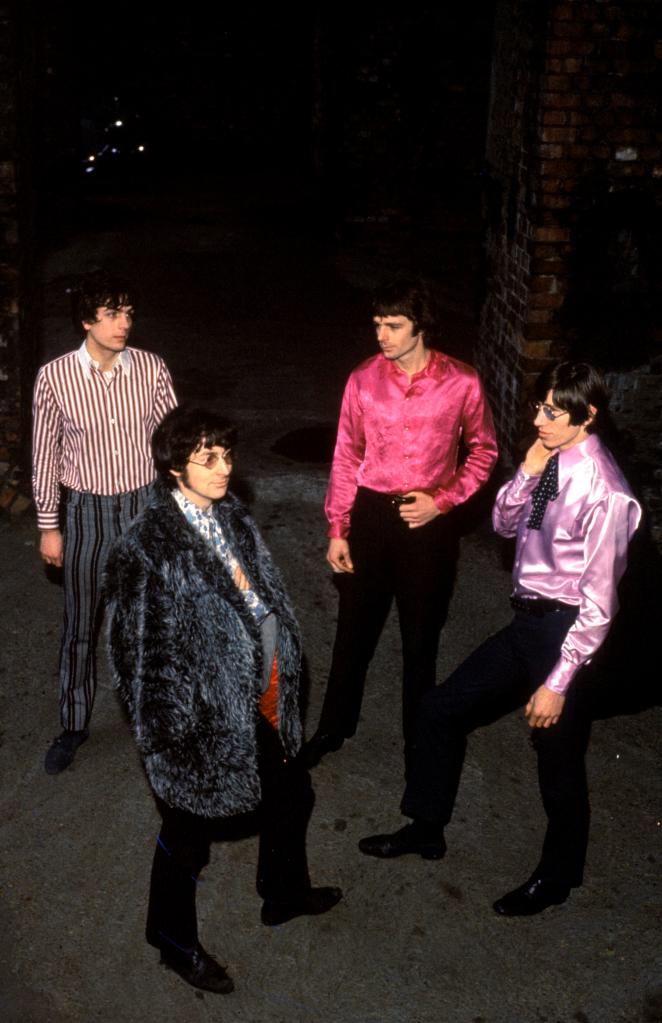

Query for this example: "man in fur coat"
[105,406,341,995]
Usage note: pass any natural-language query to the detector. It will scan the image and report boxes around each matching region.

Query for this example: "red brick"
[542,110,569,125]
[547,39,573,56]
[527,290,564,308]
[538,143,565,159]
[608,127,653,144]
[527,308,555,324]
[541,127,577,143]
[553,3,575,20]
[540,160,580,177]
[529,243,571,261]
[542,74,572,92]
[523,323,566,341]
[612,93,637,108]
[532,225,571,243]
[541,195,573,209]
[530,275,564,294]
[609,161,647,176]
[553,22,586,38]
[541,92,582,109]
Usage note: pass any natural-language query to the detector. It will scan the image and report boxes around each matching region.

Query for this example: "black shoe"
[300,731,344,769]
[261,886,343,926]
[358,822,446,860]
[156,939,234,994]
[44,729,89,775]
[493,877,571,917]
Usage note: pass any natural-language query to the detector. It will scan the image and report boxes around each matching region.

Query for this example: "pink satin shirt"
[325,349,498,538]
[493,433,641,695]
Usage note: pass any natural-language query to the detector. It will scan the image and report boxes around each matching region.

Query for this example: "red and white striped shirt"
[32,343,177,529]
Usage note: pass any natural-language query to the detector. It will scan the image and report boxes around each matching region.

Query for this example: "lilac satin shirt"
[493,433,641,695]
[325,350,498,538]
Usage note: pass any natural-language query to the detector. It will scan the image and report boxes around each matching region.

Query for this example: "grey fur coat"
[105,480,302,818]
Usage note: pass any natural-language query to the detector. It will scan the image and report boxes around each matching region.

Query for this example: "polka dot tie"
[527,453,560,530]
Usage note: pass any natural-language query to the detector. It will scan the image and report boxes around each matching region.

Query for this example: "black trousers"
[317,487,457,752]
[146,720,314,950]
[401,607,592,888]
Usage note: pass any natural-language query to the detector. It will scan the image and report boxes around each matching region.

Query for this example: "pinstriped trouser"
[58,485,151,731]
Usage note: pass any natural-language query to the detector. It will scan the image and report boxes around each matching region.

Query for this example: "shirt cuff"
[433,491,455,515]
[512,465,539,491]
[327,522,350,540]
[544,656,579,696]
[37,511,60,530]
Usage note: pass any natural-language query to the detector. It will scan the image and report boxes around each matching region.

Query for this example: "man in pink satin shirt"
[303,278,498,771]
[358,361,641,916]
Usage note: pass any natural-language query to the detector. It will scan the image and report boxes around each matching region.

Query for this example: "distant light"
[111,147,119,154]
[114,119,123,127]
[88,155,95,162]
[85,167,95,174]
[137,145,145,152]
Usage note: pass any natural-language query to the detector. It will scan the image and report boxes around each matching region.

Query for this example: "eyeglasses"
[530,401,570,422]
[187,450,233,470]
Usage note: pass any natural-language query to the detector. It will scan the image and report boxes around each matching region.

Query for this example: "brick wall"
[478,0,662,539]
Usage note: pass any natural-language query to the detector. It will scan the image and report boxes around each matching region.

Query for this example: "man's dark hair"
[372,277,435,338]
[153,406,238,489]
[70,269,137,333]
[535,361,608,432]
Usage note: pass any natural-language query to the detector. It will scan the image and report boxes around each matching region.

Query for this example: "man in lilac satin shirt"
[302,278,498,771]
[358,361,641,916]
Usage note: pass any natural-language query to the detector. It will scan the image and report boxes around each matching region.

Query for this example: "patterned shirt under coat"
[104,480,302,819]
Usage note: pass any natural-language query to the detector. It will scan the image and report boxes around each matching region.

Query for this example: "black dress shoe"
[300,731,344,768]
[493,877,571,916]
[358,822,446,860]
[157,940,234,994]
[44,729,89,775]
[261,886,343,926]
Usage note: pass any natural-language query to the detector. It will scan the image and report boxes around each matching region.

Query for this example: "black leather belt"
[510,595,578,617]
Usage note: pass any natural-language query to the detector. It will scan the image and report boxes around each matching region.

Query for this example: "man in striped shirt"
[32,269,177,774]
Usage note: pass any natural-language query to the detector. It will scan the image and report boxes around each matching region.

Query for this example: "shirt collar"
[171,487,214,522]
[381,347,442,381]
[76,341,132,379]
[557,432,601,486]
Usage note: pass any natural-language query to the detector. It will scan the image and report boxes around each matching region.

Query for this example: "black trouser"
[146,719,314,950]
[317,487,457,755]
[401,607,592,888]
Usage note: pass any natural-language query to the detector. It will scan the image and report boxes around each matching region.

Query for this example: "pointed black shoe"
[300,731,344,769]
[358,822,446,860]
[493,877,571,916]
[44,729,89,775]
[261,886,343,926]
[153,939,234,994]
